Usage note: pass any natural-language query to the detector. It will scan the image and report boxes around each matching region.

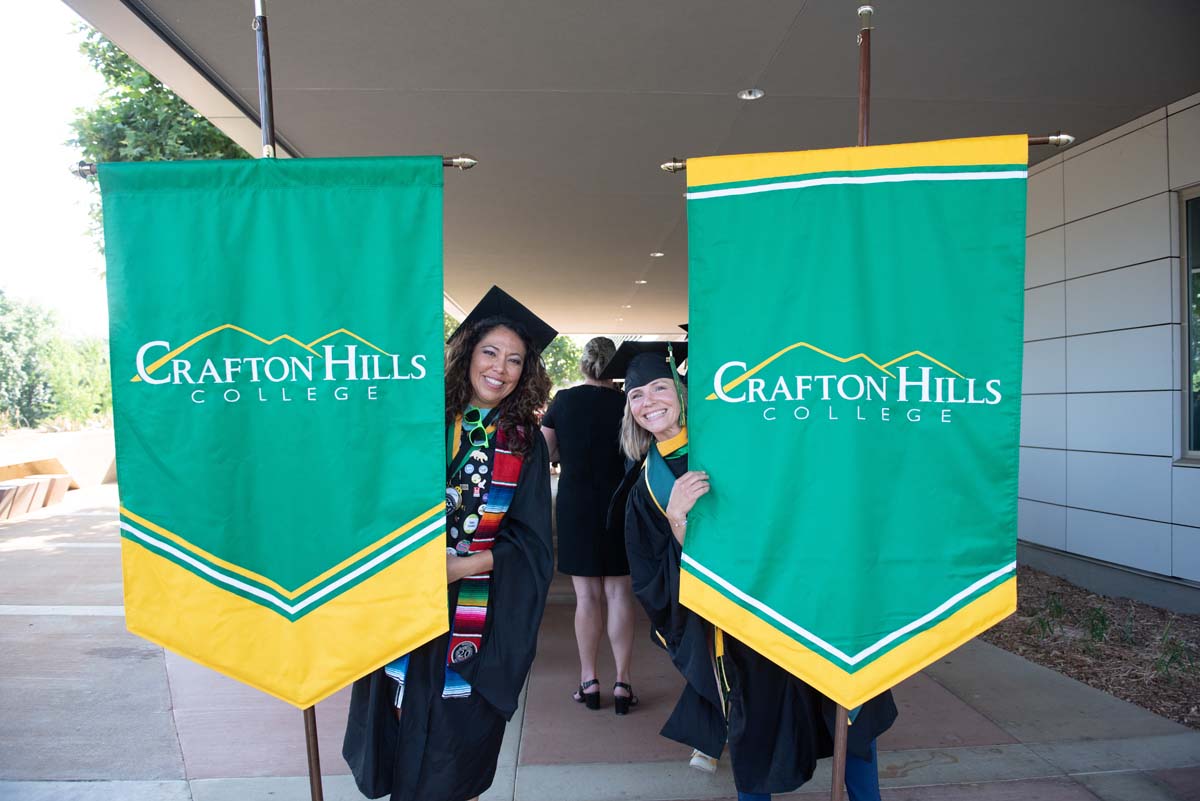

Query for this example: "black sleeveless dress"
[541,385,628,576]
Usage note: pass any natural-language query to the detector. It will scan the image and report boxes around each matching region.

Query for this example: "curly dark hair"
[445,317,552,456]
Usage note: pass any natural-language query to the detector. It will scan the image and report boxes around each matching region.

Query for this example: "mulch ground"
[979,565,1200,729]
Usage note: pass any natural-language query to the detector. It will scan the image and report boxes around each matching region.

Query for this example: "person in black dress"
[540,337,638,713]
[343,286,555,801]
[613,342,898,801]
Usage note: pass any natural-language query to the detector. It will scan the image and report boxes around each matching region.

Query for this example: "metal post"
[856,5,873,148]
[303,706,325,801]
[253,0,276,158]
[1029,133,1076,147]
[70,156,480,177]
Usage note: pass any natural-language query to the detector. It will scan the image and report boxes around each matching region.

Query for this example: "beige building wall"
[1019,90,1200,585]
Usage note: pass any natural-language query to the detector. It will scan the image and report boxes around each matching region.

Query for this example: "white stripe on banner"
[119,514,446,616]
[686,170,1028,201]
[681,553,1016,666]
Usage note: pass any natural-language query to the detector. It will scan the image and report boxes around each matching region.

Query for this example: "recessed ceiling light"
[621,304,632,309]
[737,88,765,101]
[634,279,648,285]
[649,252,665,258]
[616,317,624,321]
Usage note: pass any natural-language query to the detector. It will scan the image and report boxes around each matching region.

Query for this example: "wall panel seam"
[1064,191,1170,227]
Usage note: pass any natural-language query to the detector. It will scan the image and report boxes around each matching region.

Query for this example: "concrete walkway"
[1,487,1198,801]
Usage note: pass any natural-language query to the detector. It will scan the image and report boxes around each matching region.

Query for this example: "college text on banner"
[682,136,1027,709]
[101,157,447,708]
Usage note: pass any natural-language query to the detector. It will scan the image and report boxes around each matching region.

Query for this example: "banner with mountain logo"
[101,157,446,707]
[682,136,1027,709]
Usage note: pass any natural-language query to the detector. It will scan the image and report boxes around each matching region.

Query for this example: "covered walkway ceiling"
[65,0,1200,335]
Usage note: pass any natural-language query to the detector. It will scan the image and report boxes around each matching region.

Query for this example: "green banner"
[101,157,447,707]
[682,137,1027,709]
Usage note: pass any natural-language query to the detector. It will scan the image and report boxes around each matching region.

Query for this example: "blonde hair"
[619,382,688,461]
[580,336,617,380]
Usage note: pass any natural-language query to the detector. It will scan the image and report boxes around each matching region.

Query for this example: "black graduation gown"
[343,430,553,801]
[623,446,898,795]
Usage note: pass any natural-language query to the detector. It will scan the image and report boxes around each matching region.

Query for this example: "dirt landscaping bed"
[980,565,1200,729]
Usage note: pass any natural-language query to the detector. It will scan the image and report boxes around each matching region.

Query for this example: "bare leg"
[604,575,636,695]
[572,576,604,694]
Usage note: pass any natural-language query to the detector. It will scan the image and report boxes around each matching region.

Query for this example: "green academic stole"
[643,429,733,717]
[643,427,688,517]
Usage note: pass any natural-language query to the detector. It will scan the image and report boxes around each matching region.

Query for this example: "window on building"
[1187,192,1200,456]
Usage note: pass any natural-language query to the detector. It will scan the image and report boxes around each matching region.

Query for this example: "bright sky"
[0,2,107,339]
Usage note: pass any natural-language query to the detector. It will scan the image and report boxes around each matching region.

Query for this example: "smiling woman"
[608,340,898,801]
[628,377,685,440]
[444,315,553,458]
[343,286,556,801]
[466,325,527,409]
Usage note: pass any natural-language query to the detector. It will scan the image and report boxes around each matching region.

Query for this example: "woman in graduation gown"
[343,286,555,801]
[612,342,898,801]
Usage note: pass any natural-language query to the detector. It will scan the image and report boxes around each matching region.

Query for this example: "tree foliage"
[70,27,248,164]
[69,27,248,250]
[0,293,110,430]
[541,335,584,391]
[0,292,56,429]
[44,337,112,425]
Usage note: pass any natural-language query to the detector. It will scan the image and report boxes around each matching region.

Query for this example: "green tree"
[69,26,249,250]
[0,292,57,429]
[541,336,584,390]
[44,337,112,425]
[0,292,112,430]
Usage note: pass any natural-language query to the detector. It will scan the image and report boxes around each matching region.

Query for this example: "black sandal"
[613,682,639,715]
[573,678,600,710]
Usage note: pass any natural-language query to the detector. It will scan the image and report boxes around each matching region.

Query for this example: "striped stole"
[386,427,525,706]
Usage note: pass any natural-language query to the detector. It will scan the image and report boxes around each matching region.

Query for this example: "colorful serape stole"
[442,429,524,698]
[386,425,525,705]
[384,653,410,708]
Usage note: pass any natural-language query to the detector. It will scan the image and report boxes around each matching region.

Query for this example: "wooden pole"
[831,705,850,801]
[252,4,322,799]
[832,7,874,801]
[303,706,325,801]
[857,5,873,148]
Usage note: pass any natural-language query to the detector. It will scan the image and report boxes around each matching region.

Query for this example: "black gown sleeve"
[343,664,400,799]
[624,478,727,756]
[625,481,722,706]
[453,429,553,720]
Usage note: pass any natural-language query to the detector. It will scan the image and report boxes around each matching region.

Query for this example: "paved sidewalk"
[1,488,1198,800]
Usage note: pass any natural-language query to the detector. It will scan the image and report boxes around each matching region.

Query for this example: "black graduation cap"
[448,285,558,354]
[599,340,688,390]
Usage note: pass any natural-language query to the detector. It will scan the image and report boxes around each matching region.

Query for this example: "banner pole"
[856,5,873,148]
[831,704,850,801]
[251,7,324,798]
[303,706,325,801]
[252,0,277,158]
[829,9,875,801]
